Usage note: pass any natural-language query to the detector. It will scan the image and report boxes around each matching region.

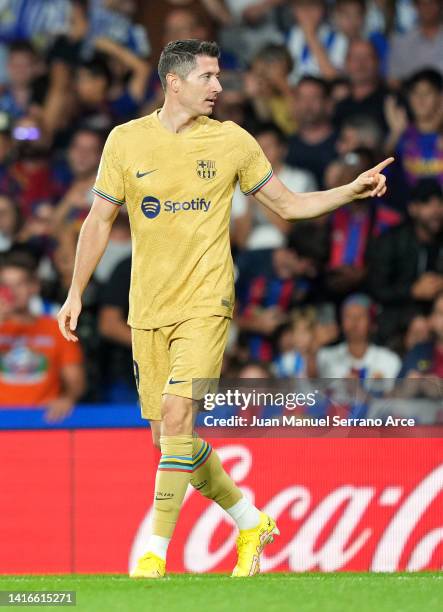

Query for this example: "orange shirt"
[0,316,83,407]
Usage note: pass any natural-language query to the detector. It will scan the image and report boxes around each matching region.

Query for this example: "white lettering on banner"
[371,464,443,571]
[262,487,375,572]
[407,529,443,570]
[128,444,443,573]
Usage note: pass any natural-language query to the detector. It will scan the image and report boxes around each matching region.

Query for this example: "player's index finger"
[372,157,395,174]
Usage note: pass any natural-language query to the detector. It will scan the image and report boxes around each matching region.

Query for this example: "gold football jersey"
[93,110,273,329]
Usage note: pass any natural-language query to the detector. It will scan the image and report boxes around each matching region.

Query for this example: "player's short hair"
[158,39,220,90]
[405,68,443,94]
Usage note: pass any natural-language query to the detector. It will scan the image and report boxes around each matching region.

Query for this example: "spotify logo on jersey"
[141,196,161,219]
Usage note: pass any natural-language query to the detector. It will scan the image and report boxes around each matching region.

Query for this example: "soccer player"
[57,39,392,578]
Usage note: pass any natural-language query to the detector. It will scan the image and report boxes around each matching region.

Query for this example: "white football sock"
[146,534,171,561]
[226,495,261,530]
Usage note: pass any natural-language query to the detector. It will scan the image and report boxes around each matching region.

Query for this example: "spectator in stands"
[323,149,401,301]
[53,128,103,232]
[88,0,151,59]
[231,123,316,251]
[272,307,318,378]
[386,69,443,189]
[388,0,443,83]
[0,196,22,253]
[403,313,431,353]
[0,114,62,219]
[0,41,41,119]
[221,0,284,64]
[287,76,338,188]
[139,0,231,64]
[238,360,274,379]
[0,0,70,49]
[368,178,443,344]
[333,0,388,74]
[235,237,322,362]
[71,43,149,133]
[317,293,401,379]
[287,0,347,82]
[0,253,84,420]
[244,44,296,135]
[365,0,417,38]
[324,151,373,299]
[336,115,384,157]
[399,291,443,378]
[98,255,137,403]
[73,55,114,131]
[333,39,389,132]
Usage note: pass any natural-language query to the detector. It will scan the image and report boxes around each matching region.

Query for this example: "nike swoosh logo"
[136,169,158,178]
[169,378,187,385]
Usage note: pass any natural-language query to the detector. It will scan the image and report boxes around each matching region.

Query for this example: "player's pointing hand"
[351,157,394,200]
[57,293,82,342]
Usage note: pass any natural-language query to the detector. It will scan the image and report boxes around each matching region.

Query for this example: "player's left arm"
[253,157,394,221]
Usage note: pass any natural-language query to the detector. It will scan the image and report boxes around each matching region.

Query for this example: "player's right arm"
[57,196,120,342]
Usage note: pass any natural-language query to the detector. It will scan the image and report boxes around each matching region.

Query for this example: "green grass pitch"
[0,573,442,612]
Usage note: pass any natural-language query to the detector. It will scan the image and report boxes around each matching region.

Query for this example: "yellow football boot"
[231,512,280,577]
[130,552,166,578]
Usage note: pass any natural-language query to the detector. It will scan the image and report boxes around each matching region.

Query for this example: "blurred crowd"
[0,0,442,420]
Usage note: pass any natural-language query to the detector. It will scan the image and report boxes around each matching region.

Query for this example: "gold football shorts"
[131,315,231,420]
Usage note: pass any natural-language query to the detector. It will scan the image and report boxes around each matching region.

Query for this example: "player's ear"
[166,72,180,94]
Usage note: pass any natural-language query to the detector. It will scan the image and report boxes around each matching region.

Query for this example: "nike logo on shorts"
[136,169,158,178]
[169,378,187,384]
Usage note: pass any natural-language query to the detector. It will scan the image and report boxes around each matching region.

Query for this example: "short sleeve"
[92,128,125,206]
[236,127,273,196]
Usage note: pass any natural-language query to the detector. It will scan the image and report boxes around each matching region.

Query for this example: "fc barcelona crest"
[197,160,217,180]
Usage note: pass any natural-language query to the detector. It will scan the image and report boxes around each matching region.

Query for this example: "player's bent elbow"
[277,192,308,222]
[279,202,303,222]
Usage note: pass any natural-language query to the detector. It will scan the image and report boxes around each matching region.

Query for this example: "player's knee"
[161,395,193,435]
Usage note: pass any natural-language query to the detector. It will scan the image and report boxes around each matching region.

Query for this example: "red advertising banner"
[0,429,442,574]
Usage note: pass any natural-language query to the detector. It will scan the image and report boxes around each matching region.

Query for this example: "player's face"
[178,55,222,116]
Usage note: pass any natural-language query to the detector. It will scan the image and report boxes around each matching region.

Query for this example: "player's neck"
[157,102,199,134]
